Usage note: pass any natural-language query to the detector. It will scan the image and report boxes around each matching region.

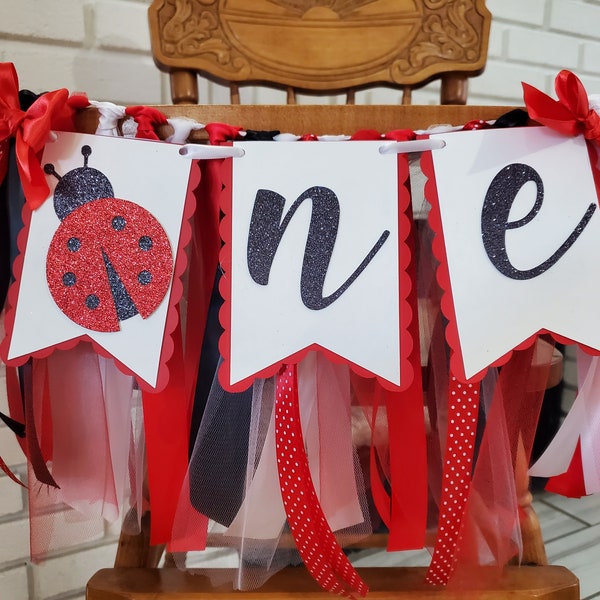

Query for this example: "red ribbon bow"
[0,62,77,210]
[523,70,600,141]
[125,105,168,140]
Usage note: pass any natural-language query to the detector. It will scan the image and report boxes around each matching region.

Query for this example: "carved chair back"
[148,0,491,105]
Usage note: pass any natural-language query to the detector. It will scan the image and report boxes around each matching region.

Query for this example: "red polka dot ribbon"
[426,375,479,585]
[275,363,368,598]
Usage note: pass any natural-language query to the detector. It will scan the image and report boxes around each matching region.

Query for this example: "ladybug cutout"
[44,145,173,333]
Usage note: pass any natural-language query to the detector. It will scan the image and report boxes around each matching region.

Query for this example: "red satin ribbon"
[204,122,243,144]
[352,135,426,551]
[523,70,600,140]
[387,168,427,551]
[124,105,168,140]
[350,129,416,142]
[462,119,490,131]
[275,364,368,598]
[426,375,480,585]
[0,62,75,209]
[142,314,190,544]
[0,139,8,189]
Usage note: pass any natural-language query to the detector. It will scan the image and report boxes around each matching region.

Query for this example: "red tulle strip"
[46,345,119,521]
[456,342,553,577]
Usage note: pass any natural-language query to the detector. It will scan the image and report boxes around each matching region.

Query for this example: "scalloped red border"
[217,141,414,393]
[421,133,600,383]
[0,137,199,393]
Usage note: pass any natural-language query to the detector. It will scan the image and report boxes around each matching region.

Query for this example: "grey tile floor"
[538,492,600,599]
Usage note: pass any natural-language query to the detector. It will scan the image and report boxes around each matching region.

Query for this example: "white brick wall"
[0,0,166,105]
[468,0,600,105]
[2,1,600,598]
[2,0,600,107]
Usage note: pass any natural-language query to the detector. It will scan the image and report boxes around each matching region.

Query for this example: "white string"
[179,138,446,160]
[179,144,245,159]
[378,138,446,155]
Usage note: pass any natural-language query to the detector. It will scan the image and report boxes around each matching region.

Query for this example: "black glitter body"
[481,162,596,279]
[247,186,389,310]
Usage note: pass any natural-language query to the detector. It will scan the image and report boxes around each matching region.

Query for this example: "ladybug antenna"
[81,145,92,167]
[43,163,62,181]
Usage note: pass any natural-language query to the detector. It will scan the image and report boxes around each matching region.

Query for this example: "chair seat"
[87,566,579,599]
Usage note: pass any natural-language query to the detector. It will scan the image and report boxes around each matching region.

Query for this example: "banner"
[218,140,414,392]
[424,125,600,381]
[1,131,195,390]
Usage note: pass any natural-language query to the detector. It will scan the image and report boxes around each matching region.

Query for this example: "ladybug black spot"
[112,216,126,231]
[67,237,81,252]
[85,294,100,310]
[139,236,153,251]
[138,270,152,285]
[62,272,76,287]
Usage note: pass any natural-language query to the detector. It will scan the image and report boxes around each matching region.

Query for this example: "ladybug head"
[44,145,114,220]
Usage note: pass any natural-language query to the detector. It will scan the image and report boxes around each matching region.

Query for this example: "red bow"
[0,62,77,210]
[523,70,600,141]
[125,106,168,140]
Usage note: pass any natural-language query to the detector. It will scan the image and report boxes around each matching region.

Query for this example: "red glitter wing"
[46,198,173,332]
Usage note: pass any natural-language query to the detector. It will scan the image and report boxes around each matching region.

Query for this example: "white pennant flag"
[219,140,410,391]
[2,131,193,390]
[426,126,600,380]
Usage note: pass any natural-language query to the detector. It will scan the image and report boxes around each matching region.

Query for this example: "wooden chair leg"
[114,509,164,568]
[515,436,548,566]
[440,74,468,105]
[170,70,199,104]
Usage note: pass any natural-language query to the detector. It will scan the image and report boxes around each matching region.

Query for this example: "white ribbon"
[530,350,600,493]
[90,100,126,137]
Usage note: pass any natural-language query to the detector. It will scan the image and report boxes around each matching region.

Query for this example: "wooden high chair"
[85,1,579,598]
[82,103,578,600]
[147,0,490,106]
